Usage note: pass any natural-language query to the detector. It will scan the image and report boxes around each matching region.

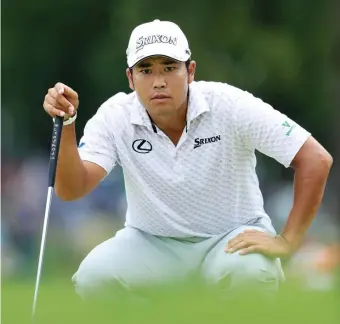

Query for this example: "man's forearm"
[55,124,88,200]
[281,154,333,250]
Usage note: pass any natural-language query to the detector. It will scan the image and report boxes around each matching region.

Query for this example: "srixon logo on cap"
[136,35,178,52]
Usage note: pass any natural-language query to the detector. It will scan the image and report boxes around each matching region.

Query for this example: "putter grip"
[48,116,64,187]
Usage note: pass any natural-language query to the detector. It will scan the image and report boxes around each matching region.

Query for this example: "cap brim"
[128,44,190,68]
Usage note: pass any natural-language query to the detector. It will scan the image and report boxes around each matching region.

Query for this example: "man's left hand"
[225,230,292,258]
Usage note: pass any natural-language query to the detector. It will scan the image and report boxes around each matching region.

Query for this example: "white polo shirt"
[78,81,311,238]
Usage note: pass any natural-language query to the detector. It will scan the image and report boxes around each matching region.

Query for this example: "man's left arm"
[280,136,333,251]
[227,91,333,257]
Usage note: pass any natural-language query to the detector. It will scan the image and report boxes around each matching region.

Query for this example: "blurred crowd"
[2,152,339,291]
[2,153,127,278]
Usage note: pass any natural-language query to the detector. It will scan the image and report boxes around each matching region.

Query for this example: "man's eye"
[141,69,151,74]
[165,66,176,72]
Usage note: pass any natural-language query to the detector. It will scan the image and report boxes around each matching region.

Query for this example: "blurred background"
[2,0,340,292]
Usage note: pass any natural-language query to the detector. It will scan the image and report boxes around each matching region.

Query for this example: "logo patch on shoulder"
[281,120,296,136]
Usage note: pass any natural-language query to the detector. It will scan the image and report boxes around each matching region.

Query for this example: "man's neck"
[150,97,188,130]
[149,99,188,145]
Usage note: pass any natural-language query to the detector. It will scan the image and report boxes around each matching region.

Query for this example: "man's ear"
[126,68,135,91]
[188,61,196,84]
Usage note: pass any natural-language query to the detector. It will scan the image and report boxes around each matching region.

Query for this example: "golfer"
[43,19,332,298]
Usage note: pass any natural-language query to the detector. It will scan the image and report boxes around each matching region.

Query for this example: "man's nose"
[153,74,166,89]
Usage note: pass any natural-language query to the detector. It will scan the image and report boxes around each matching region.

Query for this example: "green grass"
[2,278,339,324]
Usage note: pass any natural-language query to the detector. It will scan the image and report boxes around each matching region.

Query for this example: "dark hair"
[185,59,191,69]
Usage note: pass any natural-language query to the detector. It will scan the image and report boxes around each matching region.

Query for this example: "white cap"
[126,19,191,68]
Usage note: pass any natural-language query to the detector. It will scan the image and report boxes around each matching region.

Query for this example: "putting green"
[2,278,339,324]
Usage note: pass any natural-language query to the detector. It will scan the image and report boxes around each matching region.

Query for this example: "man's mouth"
[151,93,171,100]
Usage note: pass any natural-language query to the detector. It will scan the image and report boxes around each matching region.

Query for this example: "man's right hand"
[43,82,79,119]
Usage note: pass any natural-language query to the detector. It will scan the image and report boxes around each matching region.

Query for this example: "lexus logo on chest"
[132,139,152,154]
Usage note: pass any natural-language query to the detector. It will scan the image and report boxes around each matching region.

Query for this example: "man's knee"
[205,251,280,291]
[229,253,279,288]
[71,228,178,300]
[72,243,124,300]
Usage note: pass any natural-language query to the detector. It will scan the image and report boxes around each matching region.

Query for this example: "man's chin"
[149,102,173,113]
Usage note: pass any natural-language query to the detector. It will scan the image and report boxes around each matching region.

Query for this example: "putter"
[31,115,64,322]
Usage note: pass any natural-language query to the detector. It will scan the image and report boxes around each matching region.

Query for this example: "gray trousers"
[72,217,284,299]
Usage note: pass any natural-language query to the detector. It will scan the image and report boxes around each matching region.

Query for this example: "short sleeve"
[235,91,311,168]
[78,105,118,175]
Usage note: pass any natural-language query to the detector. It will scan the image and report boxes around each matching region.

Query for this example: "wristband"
[53,111,77,126]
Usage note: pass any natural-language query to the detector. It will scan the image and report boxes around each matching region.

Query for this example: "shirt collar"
[130,94,155,131]
[186,81,210,124]
[130,81,210,131]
